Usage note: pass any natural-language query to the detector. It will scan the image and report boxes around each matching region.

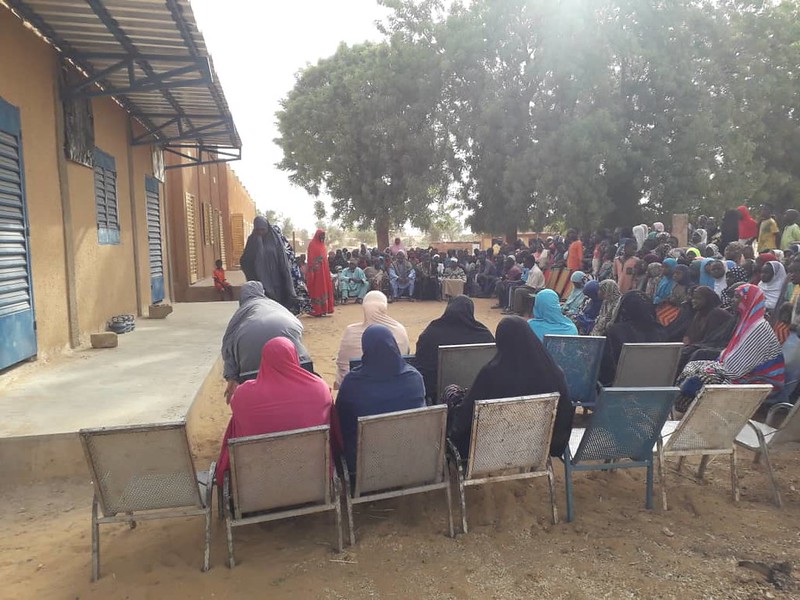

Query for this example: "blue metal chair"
[561,387,679,522]
[544,335,606,409]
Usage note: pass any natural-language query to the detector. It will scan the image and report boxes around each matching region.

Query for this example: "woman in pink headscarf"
[216,337,336,486]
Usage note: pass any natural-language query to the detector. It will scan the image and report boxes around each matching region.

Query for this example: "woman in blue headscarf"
[562,271,587,316]
[336,324,426,474]
[576,280,601,334]
[528,289,578,341]
[653,258,678,305]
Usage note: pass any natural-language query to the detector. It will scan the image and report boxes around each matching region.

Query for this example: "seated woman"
[644,262,663,299]
[562,271,587,317]
[528,289,578,341]
[446,316,574,461]
[599,291,667,385]
[336,325,426,475]
[656,264,690,327]
[653,258,677,305]
[576,279,601,334]
[334,291,411,388]
[415,296,495,403]
[590,279,622,336]
[216,337,335,487]
[675,285,735,372]
[675,284,785,413]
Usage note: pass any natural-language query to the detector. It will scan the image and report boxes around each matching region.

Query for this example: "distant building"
[0,0,242,370]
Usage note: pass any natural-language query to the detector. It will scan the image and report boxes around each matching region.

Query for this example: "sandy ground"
[3,298,800,599]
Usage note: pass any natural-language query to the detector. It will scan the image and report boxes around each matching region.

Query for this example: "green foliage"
[278,0,800,237]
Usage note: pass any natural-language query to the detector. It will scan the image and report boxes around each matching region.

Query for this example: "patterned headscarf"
[591,279,622,336]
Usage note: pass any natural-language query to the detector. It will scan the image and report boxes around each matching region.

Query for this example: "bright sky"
[191,0,391,233]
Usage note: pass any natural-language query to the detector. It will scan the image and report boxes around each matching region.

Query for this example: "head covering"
[576,279,601,333]
[591,279,622,335]
[306,229,335,316]
[632,225,647,250]
[221,282,309,381]
[673,264,690,285]
[643,253,660,264]
[684,286,733,346]
[737,205,758,240]
[758,260,787,310]
[335,290,411,385]
[239,217,298,309]
[717,284,784,389]
[414,296,495,401]
[654,258,678,304]
[458,316,573,458]
[654,222,665,233]
[699,258,727,297]
[529,289,579,340]
[615,290,662,331]
[216,337,332,485]
[563,271,587,315]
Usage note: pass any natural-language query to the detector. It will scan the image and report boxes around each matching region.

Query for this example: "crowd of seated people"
[216,204,800,491]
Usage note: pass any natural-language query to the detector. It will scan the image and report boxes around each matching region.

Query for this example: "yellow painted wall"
[0,9,70,356]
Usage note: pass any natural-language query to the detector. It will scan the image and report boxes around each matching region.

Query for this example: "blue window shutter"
[93,148,119,245]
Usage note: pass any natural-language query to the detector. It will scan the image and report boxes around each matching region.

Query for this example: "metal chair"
[342,405,453,544]
[80,422,215,581]
[223,426,342,567]
[735,396,800,508]
[436,343,496,400]
[544,335,606,409]
[562,387,678,522]
[658,384,771,510]
[612,343,684,387]
[447,394,560,533]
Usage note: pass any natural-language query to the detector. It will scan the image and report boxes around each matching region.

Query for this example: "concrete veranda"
[0,302,236,482]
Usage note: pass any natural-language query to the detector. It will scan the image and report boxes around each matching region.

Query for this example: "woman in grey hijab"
[240,216,298,310]
[221,281,311,402]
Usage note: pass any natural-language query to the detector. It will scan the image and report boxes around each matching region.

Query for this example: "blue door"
[145,176,164,303]
[0,97,36,370]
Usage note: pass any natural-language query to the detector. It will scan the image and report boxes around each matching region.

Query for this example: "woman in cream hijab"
[335,290,411,387]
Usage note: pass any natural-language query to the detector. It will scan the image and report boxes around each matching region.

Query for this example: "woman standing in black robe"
[240,216,297,311]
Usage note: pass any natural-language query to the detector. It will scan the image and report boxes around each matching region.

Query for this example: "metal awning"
[3,0,241,167]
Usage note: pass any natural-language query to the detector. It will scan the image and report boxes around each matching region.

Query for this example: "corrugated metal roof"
[4,0,241,154]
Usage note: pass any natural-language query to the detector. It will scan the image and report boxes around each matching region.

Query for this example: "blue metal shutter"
[145,176,164,303]
[94,148,119,244]
[0,97,37,369]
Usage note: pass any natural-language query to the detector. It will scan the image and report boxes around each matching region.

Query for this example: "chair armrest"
[766,403,794,428]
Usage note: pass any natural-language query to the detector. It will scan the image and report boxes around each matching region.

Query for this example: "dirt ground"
[3,298,800,599]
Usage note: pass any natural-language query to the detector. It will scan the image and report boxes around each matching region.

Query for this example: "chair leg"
[341,462,356,546]
[676,456,685,472]
[223,475,235,568]
[645,460,654,510]
[760,448,783,508]
[91,496,100,582]
[333,476,343,553]
[445,475,455,538]
[127,512,136,529]
[697,455,711,482]
[657,441,668,511]
[546,458,558,525]
[564,462,575,523]
[730,446,740,503]
[457,467,468,534]
[203,472,213,572]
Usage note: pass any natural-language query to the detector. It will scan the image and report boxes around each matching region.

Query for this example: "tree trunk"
[376,218,390,252]
[505,226,518,246]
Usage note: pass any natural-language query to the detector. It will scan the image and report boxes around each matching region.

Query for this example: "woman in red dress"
[307,229,335,316]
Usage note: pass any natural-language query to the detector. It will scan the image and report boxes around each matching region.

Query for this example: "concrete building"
[0,0,241,371]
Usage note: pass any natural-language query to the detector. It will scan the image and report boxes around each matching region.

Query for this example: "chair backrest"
[354,405,447,497]
[437,343,496,399]
[573,387,678,463]
[664,385,770,453]
[544,335,606,407]
[771,400,800,447]
[350,355,417,371]
[228,426,330,519]
[80,422,202,518]
[466,394,559,479]
[613,343,683,387]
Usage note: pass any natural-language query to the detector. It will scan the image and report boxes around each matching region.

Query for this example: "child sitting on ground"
[213,259,234,300]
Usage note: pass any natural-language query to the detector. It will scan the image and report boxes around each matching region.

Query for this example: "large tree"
[275,40,452,249]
